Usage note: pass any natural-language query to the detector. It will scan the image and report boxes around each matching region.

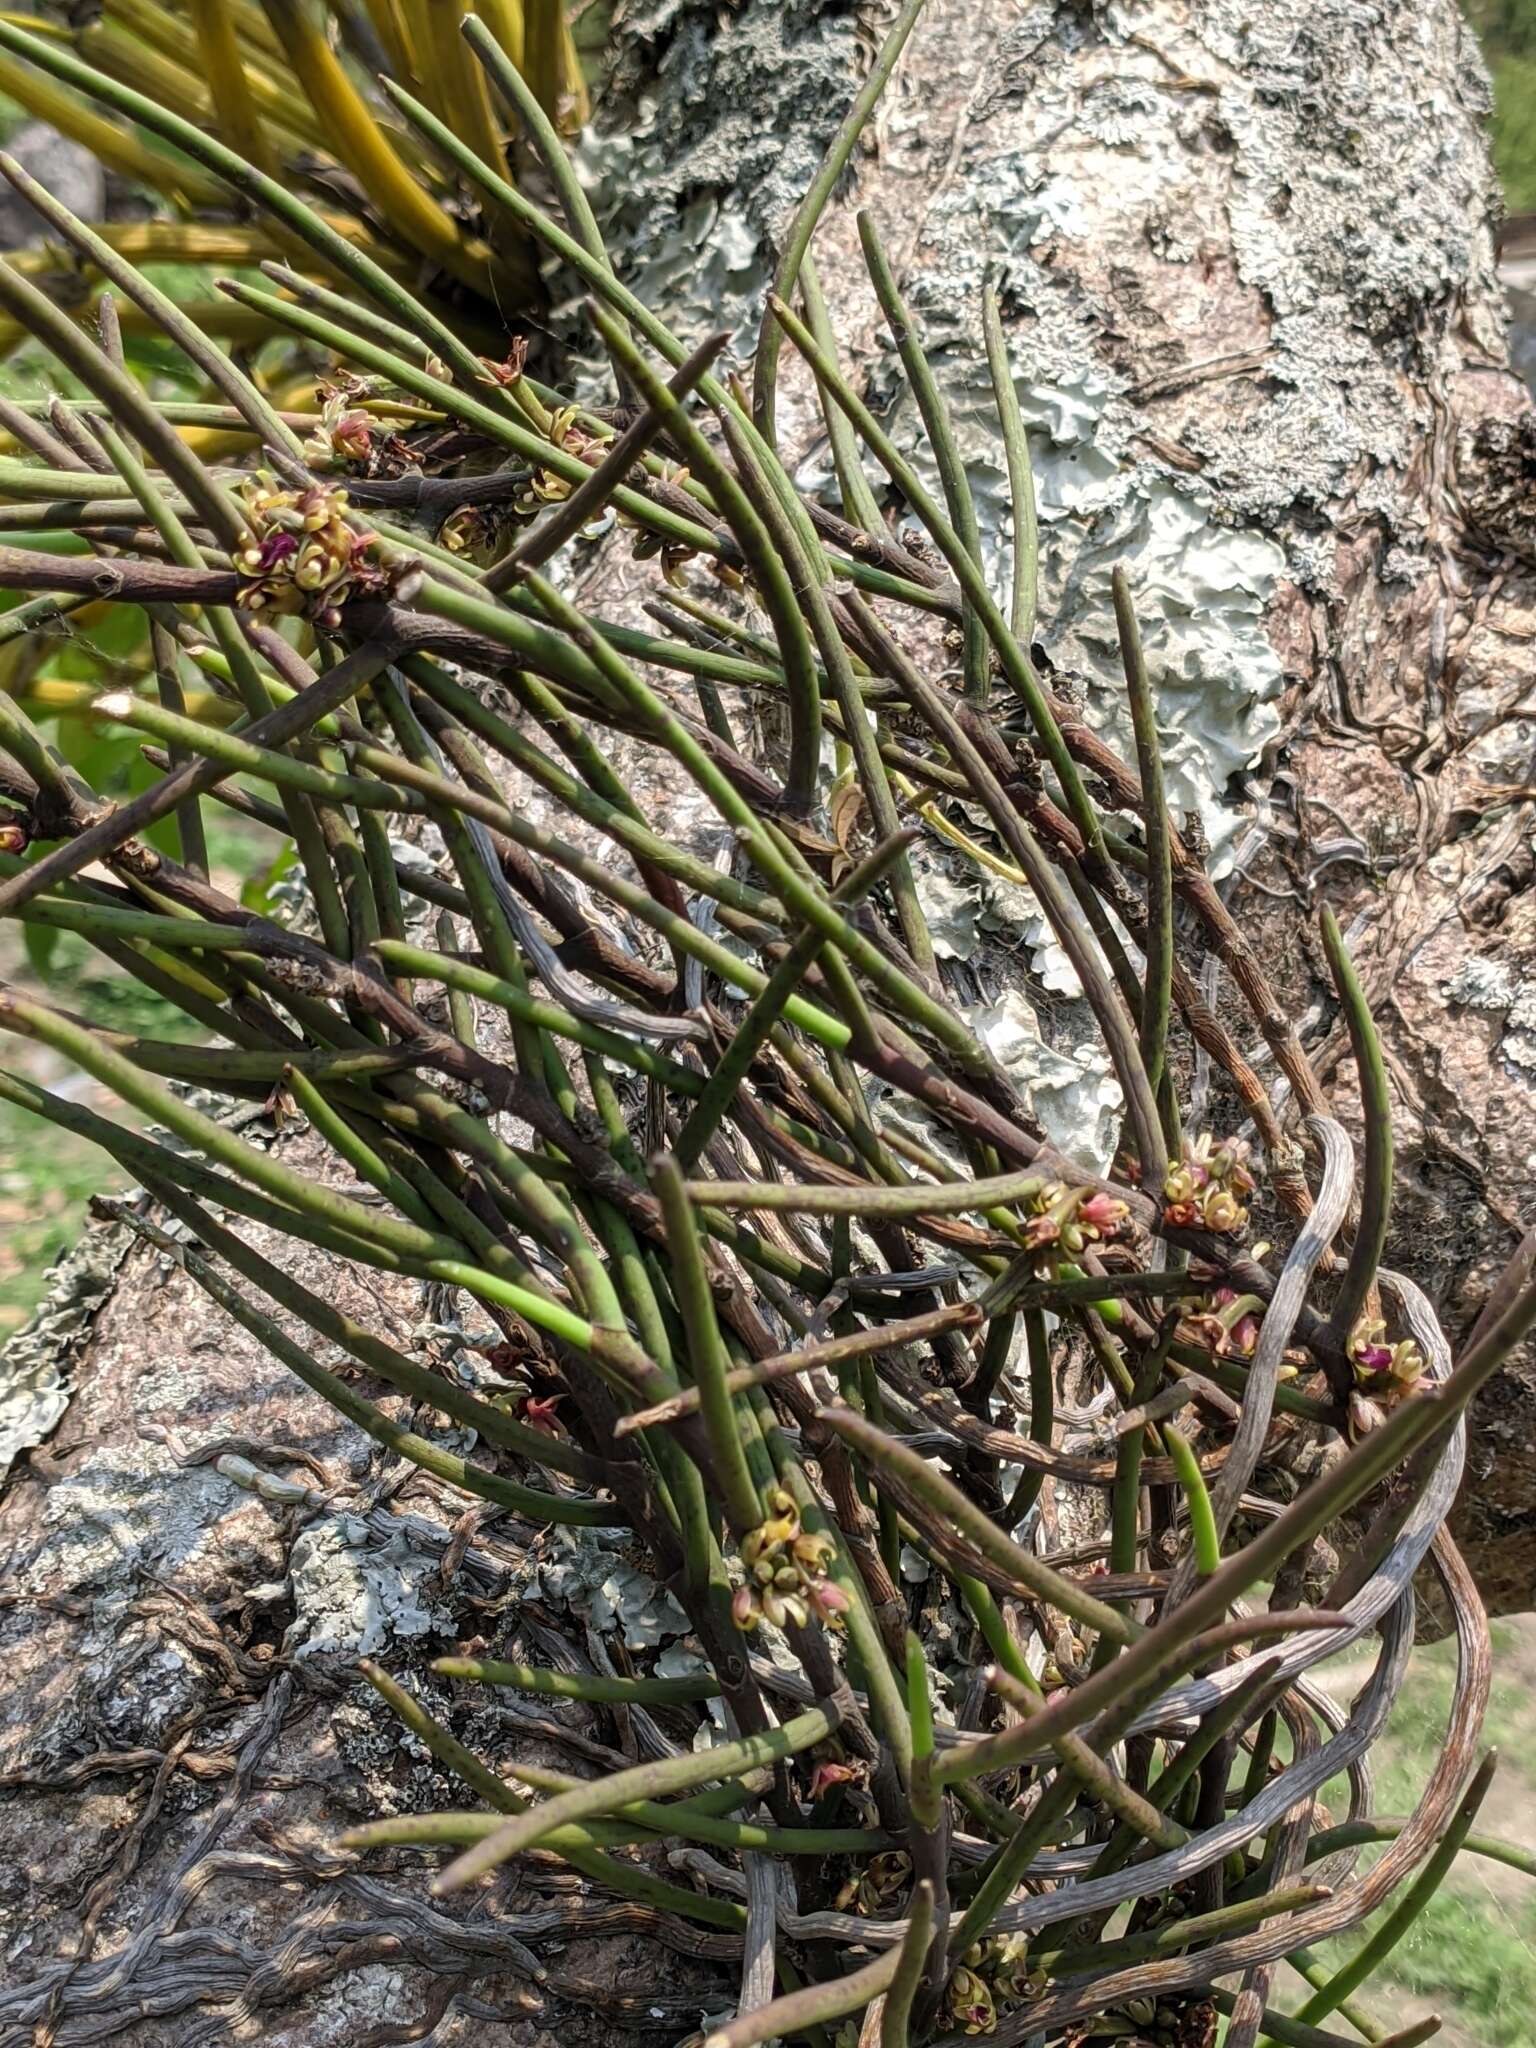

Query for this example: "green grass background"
[1470,1,1536,210]
[1297,1620,1536,2045]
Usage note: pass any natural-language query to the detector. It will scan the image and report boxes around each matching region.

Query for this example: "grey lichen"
[288,1512,458,1659]
[0,1212,131,1479]
[1445,954,1536,1077]
[1207,0,1502,517]
[865,14,1298,874]
[537,1527,692,1650]
[583,0,866,352]
[969,987,1125,1171]
[15,1434,239,1603]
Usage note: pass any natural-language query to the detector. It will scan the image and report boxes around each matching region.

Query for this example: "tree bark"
[3,1,1534,2037]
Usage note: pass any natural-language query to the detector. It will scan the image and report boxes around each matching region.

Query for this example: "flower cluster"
[438,504,501,563]
[1039,1626,1085,1689]
[629,520,706,588]
[302,392,374,469]
[516,1391,566,1438]
[946,1934,1036,2036]
[730,1486,848,1633]
[234,474,385,628]
[1349,1315,1426,1394]
[476,336,529,388]
[833,1847,911,1916]
[514,402,598,516]
[805,1740,878,1825]
[1022,1182,1130,1268]
[1082,1995,1217,2047]
[1347,1314,1427,1438]
[626,457,715,588]
[1162,1133,1256,1235]
[1181,1283,1264,1357]
[947,1958,997,2037]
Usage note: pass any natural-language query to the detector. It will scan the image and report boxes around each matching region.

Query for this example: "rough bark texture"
[3,0,1535,2037]
[0,1142,739,2046]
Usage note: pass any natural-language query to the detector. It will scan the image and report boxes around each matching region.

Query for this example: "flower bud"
[1200,1185,1246,1234]
[807,1760,858,1799]
[1164,1163,1199,1207]
[1348,1390,1384,1440]
[1078,1191,1128,1236]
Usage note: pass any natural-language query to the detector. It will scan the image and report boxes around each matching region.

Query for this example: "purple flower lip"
[254,530,298,571]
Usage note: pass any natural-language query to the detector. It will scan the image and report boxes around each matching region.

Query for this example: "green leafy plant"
[0,10,1527,2044]
[0,1,591,811]
[0,0,585,316]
